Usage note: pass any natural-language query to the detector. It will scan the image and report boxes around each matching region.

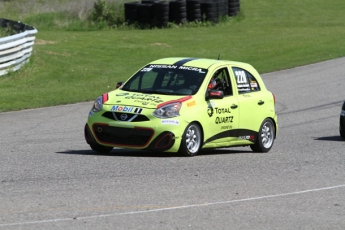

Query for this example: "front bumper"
[84,123,179,152]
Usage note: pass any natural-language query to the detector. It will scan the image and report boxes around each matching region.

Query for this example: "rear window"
[232,67,260,94]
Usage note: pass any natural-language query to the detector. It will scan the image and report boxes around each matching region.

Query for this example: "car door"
[202,67,240,147]
[232,67,269,135]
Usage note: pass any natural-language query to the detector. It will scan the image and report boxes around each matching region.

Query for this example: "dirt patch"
[150,43,170,47]
[35,39,56,45]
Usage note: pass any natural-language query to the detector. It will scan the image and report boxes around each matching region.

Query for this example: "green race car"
[84,57,278,156]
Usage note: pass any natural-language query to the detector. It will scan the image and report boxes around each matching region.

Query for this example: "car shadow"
[56,148,252,158]
[314,135,344,142]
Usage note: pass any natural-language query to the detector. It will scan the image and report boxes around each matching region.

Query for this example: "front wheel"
[179,122,202,157]
[340,128,345,139]
[250,118,275,153]
[90,143,113,154]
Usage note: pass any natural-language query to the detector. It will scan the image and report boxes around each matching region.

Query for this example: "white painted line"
[1,184,345,227]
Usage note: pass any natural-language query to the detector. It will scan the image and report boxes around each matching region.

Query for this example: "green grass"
[0,0,344,112]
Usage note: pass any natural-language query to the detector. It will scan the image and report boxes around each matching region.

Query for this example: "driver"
[208,77,218,89]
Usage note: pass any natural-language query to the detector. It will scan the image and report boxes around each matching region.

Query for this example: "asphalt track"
[0,58,344,230]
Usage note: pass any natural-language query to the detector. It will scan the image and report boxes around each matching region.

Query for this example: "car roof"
[148,57,254,70]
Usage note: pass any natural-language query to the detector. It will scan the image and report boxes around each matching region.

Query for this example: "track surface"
[1,58,345,230]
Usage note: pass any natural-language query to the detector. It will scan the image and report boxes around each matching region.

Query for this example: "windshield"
[121,64,208,95]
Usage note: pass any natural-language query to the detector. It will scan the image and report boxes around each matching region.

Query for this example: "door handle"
[258,100,264,105]
[231,104,238,109]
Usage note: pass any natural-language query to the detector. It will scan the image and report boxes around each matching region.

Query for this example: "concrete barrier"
[0,18,37,76]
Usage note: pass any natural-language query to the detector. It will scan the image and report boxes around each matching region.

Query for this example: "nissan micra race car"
[84,57,278,156]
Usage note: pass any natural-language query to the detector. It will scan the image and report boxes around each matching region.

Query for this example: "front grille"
[93,124,153,146]
[102,112,149,122]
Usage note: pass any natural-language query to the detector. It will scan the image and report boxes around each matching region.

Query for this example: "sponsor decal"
[148,65,178,69]
[88,110,94,117]
[214,107,232,114]
[187,100,196,107]
[215,116,233,124]
[111,105,143,114]
[209,91,222,97]
[250,82,258,88]
[221,125,232,130]
[238,135,255,141]
[115,93,129,96]
[144,65,205,73]
[162,120,179,125]
[207,105,235,124]
[207,107,214,117]
[178,66,205,73]
[125,94,164,106]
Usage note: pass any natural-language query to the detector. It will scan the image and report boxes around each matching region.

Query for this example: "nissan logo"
[120,113,128,121]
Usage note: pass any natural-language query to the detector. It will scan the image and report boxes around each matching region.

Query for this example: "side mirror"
[206,90,224,100]
[116,81,124,89]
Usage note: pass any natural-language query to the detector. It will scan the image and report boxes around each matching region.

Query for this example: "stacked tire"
[200,0,216,23]
[124,2,141,25]
[138,3,154,27]
[153,1,170,28]
[228,0,240,17]
[169,0,187,24]
[124,0,240,28]
[186,0,201,22]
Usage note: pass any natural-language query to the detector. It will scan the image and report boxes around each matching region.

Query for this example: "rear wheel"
[90,143,113,154]
[250,119,275,153]
[179,122,202,157]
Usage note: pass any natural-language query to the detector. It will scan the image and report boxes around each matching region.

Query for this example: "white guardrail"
[0,18,37,76]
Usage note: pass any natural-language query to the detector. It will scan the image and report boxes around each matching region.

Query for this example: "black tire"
[250,119,275,153]
[90,143,113,154]
[124,2,141,25]
[179,122,202,157]
[340,106,345,139]
[201,1,218,22]
[340,129,345,139]
[340,121,345,139]
[138,3,154,27]
[187,0,201,22]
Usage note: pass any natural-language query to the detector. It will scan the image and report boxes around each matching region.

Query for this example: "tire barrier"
[228,0,240,17]
[153,1,170,28]
[124,0,240,27]
[186,0,201,22]
[0,18,37,77]
[169,0,187,24]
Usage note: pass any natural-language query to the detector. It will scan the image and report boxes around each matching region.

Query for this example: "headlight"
[93,96,103,112]
[153,102,181,118]
[92,93,109,112]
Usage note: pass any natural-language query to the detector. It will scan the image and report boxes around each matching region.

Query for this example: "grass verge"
[0,0,344,112]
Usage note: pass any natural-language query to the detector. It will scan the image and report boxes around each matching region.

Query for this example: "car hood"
[104,90,193,109]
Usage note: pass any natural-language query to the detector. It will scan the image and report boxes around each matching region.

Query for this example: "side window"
[209,67,233,96]
[232,67,260,94]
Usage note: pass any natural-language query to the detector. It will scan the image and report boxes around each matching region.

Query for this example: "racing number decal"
[141,67,153,72]
[235,69,251,92]
[235,70,247,84]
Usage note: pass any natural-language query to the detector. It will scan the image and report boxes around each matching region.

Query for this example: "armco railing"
[0,18,37,76]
